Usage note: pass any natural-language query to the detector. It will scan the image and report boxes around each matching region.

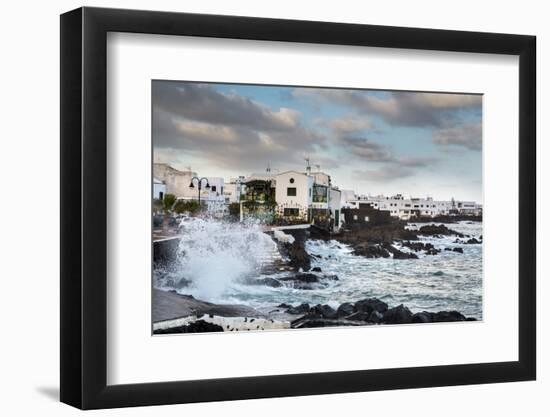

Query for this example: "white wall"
[275,171,312,217]
[0,1,546,416]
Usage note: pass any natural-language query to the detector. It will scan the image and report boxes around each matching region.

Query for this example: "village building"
[348,194,481,220]
[153,177,166,200]
[274,170,313,221]
[223,176,246,204]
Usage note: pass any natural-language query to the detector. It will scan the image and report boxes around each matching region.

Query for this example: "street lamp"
[189,176,210,206]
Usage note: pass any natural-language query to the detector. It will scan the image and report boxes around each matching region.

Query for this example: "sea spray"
[161,217,278,302]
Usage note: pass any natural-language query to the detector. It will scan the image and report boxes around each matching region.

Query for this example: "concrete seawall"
[153,237,179,265]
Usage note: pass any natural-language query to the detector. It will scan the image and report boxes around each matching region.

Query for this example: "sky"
[153,81,483,202]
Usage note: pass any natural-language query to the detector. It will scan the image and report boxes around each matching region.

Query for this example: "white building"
[153,177,166,200]
[329,187,343,231]
[352,194,480,220]
[153,163,196,198]
[274,170,313,220]
[223,176,246,204]
[340,190,357,208]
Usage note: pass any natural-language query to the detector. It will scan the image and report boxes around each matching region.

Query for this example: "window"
[364,216,370,222]
[287,187,297,196]
[289,178,295,184]
[159,191,164,200]
[211,185,217,192]
[353,215,358,220]
[284,208,299,217]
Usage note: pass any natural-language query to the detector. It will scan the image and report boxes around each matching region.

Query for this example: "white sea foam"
[159,217,278,302]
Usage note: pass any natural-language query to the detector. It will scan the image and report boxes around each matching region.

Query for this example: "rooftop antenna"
[266,162,271,173]
[305,157,311,175]
[315,164,321,173]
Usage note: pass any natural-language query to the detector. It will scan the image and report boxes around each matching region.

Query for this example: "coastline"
[153,288,477,335]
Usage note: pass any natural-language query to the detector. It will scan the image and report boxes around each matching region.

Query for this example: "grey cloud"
[352,166,414,183]
[293,88,481,128]
[152,82,328,172]
[432,122,482,151]
[154,82,300,132]
[340,136,393,162]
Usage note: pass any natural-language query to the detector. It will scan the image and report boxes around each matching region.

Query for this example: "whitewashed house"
[353,194,480,220]
[153,177,166,200]
[274,170,313,220]
[223,176,246,204]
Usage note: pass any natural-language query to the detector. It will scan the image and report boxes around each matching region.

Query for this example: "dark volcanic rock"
[282,231,312,271]
[465,237,481,244]
[311,266,322,272]
[412,311,435,323]
[433,311,467,322]
[310,304,338,319]
[418,224,464,237]
[278,273,338,290]
[452,247,464,253]
[346,311,372,321]
[368,310,384,324]
[154,320,224,334]
[383,304,413,324]
[291,318,370,328]
[386,244,419,259]
[336,302,356,317]
[280,273,319,283]
[353,243,391,258]
[278,303,292,308]
[286,303,310,314]
[401,241,440,256]
[355,298,388,314]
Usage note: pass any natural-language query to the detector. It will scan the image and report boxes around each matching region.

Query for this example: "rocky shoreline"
[153,289,477,334]
[153,219,482,335]
[282,222,482,269]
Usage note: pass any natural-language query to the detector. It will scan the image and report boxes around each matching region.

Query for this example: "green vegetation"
[173,199,201,214]
[163,193,177,212]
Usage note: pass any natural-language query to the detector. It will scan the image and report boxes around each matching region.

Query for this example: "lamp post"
[189,176,210,207]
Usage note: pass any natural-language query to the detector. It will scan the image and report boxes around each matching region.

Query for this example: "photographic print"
[152,81,483,335]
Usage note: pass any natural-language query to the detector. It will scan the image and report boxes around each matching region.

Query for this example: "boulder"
[418,224,464,237]
[452,247,464,253]
[412,311,435,323]
[355,298,389,314]
[311,266,322,272]
[310,304,338,319]
[346,311,372,321]
[286,234,312,271]
[280,273,319,283]
[336,302,356,317]
[433,311,467,322]
[353,243,391,258]
[465,238,481,244]
[286,303,310,314]
[382,304,413,324]
[368,310,384,323]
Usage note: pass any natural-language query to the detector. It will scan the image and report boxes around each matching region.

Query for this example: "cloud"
[329,116,372,134]
[352,166,414,182]
[154,82,301,131]
[432,122,482,151]
[340,136,393,161]
[293,88,481,128]
[153,82,328,172]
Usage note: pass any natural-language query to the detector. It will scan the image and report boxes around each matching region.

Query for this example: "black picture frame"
[60,6,536,410]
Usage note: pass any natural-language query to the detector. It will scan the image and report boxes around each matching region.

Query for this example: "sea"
[153,218,483,320]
